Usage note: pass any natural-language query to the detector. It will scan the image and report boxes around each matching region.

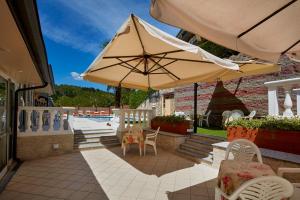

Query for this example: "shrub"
[151,115,186,123]
[227,117,300,131]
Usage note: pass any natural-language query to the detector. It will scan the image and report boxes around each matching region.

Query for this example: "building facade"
[139,30,300,126]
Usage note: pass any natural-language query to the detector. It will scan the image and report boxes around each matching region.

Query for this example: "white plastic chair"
[144,127,160,156]
[222,110,232,126]
[242,110,256,120]
[230,109,244,120]
[199,110,211,127]
[278,167,300,200]
[225,139,263,163]
[215,176,294,200]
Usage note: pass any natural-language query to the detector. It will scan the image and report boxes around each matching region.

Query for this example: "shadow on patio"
[0,152,109,200]
[108,144,195,177]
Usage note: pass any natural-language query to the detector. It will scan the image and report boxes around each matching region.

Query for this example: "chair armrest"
[278,167,300,176]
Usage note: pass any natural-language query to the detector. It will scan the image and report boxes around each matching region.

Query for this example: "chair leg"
[123,146,126,157]
[154,145,157,156]
[139,145,142,156]
[144,144,146,156]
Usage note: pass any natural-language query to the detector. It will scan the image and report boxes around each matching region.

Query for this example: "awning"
[150,0,300,63]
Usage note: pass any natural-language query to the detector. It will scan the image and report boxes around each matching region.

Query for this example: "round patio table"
[217,160,275,196]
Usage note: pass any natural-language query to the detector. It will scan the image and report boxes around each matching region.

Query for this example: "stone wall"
[175,56,300,127]
[17,133,74,161]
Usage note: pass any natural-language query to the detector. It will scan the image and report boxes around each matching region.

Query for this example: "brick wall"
[175,56,300,127]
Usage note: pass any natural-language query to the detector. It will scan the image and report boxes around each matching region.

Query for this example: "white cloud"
[39,0,178,55]
[71,72,83,81]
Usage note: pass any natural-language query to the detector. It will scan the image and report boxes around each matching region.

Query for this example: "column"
[283,87,294,117]
[49,110,55,132]
[267,86,279,116]
[118,109,125,131]
[294,89,300,116]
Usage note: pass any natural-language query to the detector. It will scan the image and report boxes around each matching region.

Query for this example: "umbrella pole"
[115,84,121,108]
[193,83,198,133]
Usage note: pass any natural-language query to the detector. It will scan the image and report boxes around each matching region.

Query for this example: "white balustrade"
[18,106,75,135]
[112,108,155,132]
[265,78,300,117]
[294,88,300,116]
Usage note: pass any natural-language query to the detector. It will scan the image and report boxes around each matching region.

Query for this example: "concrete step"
[185,139,214,148]
[190,134,225,144]
[74,143,105,150]
[74,132,116,139]
[74,130,115,135]
[200,154,213,165]
[179,144,212,157]
[180,143,212,154]
[75,138,100,144]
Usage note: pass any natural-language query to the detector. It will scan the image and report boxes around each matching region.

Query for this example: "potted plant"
[226,117,300,154]
[151,115,190,135]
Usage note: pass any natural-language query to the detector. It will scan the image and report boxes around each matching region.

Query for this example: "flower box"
[227,126,300,154]
[151,116,190,135]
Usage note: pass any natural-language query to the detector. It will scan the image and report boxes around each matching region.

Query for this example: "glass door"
[0,77,7,179]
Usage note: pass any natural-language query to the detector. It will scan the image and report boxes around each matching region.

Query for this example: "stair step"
[180,143,212,153]
[179,145,211,157]
[74,133,116,139]
[200,154,213,165]
[75,138,101,144]
[186,138,216,146]
[176,148,209,160]
[74,143,105,149]
[74,130,115,135]
[190,134,225,144]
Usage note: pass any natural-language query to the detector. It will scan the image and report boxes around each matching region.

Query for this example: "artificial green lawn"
[197,127,227,138]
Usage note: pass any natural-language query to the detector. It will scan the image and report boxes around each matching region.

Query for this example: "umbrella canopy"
[150,0,300,63]
[82,14,240,90]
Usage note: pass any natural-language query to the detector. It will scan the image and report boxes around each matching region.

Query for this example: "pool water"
[77,116,113,122]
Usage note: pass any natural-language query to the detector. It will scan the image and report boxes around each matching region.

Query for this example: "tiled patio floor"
[0,146,218,200]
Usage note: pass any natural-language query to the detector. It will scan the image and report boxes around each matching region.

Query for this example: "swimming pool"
[76,116,113,122]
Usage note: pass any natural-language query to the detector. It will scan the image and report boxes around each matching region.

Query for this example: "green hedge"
[151,115,186,123]
[227,117,300,131]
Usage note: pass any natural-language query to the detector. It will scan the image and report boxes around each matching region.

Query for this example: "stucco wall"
[17,133,74,161]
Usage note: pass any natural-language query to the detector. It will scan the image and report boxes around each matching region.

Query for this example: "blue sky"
[37,0,179,91]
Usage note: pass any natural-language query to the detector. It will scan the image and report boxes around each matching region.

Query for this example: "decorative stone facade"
[17,133,74,160]
[175,56,300,126]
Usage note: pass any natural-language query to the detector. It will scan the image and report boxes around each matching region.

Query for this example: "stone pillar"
[283,87,294,117]
[267,87,279,116]
[294,89,300,116]
[118,109,125,131]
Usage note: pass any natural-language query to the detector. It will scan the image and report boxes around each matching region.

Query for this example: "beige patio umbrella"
[82,14,279,90]
[150,0,300,63]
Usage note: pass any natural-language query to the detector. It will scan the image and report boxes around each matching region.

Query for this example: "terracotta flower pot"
[227,126,258,142]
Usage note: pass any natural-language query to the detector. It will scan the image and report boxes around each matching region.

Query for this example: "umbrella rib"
[131,14,146,53]
[150,49,185,56]
[149,60,177,73]
[148,57,180,80]
[89,57,140,73]
[103,55,142,59]
[117,58,144,73]
[151,56,214,64]
[282,39,300,55]
[238,0,297,38]
[119,58,144,83]
[147,53,167,72]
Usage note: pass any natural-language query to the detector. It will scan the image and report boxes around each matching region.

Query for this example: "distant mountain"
[52,84,114,107]
[52,84,151,108]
